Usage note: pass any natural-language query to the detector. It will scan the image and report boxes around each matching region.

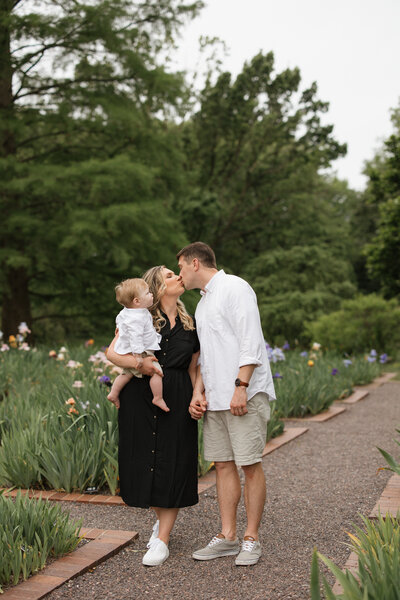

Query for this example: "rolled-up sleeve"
[227,283,264,368]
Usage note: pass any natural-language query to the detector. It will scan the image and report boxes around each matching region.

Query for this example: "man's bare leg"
[215,460,241,540]
[241,462,266,540]
[107,373,132,408]
[150,373,169,412]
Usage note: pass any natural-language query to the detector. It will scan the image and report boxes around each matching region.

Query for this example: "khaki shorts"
[122,351,163,379]
[203,392,270,466]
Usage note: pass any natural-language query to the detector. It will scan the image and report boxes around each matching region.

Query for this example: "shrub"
[243,245,356,343]
[305,294,400,354]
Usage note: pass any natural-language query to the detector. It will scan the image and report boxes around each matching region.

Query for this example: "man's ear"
[193,258,200,271]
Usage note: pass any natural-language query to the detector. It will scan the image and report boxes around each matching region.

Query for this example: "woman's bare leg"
[153,507,179,544]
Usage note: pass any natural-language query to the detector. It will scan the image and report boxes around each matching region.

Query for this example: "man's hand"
[230,386,248,416]
[137,356,163,377]
[189,390,207,420]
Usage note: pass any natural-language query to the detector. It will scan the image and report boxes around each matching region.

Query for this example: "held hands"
[189,390,207,420]
[230,386,248,416]
[138,356,163,377]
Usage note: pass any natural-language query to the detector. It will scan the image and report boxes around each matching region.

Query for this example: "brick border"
[1,528,138,600]
[262,427,308,456]
[1,487,126,507]
[342,389,369,404]
[369,473,400,518]
[355,371,397,390]
[331,551,358,595]
[285,404,346,423]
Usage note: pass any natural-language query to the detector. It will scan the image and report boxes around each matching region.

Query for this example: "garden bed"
[0,344,387,493]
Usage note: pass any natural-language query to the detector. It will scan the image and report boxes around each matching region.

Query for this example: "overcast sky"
[172,0,400,190]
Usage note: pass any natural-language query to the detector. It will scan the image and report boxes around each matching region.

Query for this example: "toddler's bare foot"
[107,392,120,409]
[152,397,170,412]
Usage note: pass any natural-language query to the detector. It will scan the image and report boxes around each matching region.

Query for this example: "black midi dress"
[118,314,199,508]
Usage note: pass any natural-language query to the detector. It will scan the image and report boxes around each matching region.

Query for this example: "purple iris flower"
[367,356,376,363]
[273,372,283,379]
[343,359,352,367]
[379,353,388,364]
[98,375,112,387]
[370,349,377,357]
[282,341,290,350]
[331,368,339,376]
[300,351,308,358]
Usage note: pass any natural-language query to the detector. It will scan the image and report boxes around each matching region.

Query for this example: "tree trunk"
[1,4,31,342]
[0,0,15,156]
[2,267,33,340]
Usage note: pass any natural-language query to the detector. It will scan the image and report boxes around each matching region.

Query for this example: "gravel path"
[47,382,400,600]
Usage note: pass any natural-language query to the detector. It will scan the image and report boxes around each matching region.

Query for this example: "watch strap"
[235,378,249,388]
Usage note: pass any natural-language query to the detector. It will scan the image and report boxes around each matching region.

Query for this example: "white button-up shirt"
[195,270,276,411]
[115,307,161,355]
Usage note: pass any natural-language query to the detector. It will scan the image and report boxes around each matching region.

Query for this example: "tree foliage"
[178,52,347,271]
[1,3,377,344]
[243,244,356,343]
[306,294,400,354]
[0,0,203,339]
[362,105,400,297]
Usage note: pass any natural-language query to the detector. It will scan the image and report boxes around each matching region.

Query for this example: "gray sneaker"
[235,537,262,565]
[192,535,240,560]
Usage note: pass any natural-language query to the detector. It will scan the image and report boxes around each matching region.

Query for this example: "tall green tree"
[362,105,400,297]
[178,52,347,272]
[0,0,202,339]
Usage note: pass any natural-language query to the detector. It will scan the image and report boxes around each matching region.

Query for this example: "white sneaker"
[142,538,169,566]
[147,520,160,548]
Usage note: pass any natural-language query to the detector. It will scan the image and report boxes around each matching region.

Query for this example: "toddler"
[107,278,169,412]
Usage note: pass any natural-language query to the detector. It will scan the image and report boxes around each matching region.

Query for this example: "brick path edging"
[0,528,138,600]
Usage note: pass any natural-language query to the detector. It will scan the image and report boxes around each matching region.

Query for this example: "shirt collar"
[200,270,225,295]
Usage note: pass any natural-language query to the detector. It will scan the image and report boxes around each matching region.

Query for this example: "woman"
[106,266,199,566]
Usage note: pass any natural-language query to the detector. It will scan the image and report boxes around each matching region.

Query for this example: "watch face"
[235,378,240,386]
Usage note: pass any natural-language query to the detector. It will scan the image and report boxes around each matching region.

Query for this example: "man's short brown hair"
[177,242,217,269]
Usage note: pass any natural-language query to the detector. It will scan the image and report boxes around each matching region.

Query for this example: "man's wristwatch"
[235,378,249,387]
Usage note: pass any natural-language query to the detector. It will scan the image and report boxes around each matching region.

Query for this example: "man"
[177,241,276,566]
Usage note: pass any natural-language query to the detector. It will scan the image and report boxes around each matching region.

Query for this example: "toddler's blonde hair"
[115,278,148,307]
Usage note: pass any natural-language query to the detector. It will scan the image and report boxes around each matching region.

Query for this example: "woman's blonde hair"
[143,266,195,332]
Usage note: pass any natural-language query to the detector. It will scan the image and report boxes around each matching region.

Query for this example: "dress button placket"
[151,412,157,472]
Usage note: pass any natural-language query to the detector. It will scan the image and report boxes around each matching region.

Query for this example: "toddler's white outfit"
[115,308,162,378]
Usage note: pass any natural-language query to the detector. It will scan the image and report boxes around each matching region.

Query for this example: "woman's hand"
[189,390,207,420]
[138,356,163,377]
